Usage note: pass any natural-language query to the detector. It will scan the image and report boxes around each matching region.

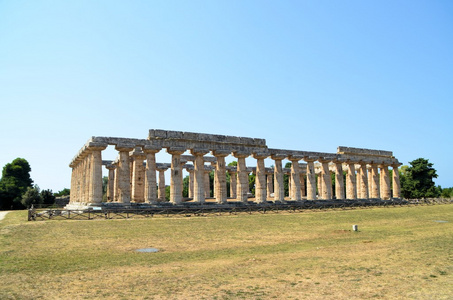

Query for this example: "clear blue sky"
[1,0,452,191]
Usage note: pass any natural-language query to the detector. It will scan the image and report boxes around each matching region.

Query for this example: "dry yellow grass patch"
[0,205,452,299]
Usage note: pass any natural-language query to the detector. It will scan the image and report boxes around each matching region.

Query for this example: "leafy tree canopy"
[0,158,34,209]
[401,158,440,199]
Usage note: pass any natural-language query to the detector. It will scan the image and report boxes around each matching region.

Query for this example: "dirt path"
[0,211,10,221]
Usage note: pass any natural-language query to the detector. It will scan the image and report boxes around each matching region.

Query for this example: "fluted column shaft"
[300,173,306,197]
[379,165,391,200]
[254,154,267,203]
[370,164,380,199]
[335,162,345,200]
[273,158,285,201]
[266,172,274,197]
[158,169,167,201]
[234,153,249,202]
[359,163,369,199]
[143,147,159,204]
[88,145,106,204]
[131,150,146,203]
[346,163,357,200]
[115,145,134,204]
[106,165,115,202]
[320,160,332,200]
[168,148,185,204]
[188,169,194,198]
[392,165,401,198]
[229,171,237,198]
[204,170,211,198]
[191,150,208,203]
[305,159,316,200]
[213,151,229,204]
[289,159,301,201]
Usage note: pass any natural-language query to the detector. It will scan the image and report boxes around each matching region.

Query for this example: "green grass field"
[1,205,452,299]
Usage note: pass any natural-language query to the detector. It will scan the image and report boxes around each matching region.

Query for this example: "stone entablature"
[68,129,402,208]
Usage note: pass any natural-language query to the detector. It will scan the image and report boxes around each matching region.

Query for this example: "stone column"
[346,162,357,200]
[115,144,135,204]
[187,168,194,199]
[359,162,369,199]
[229,170,237,198]
[356,164,362,197]
[300,176,306,198]
[266,170,274,197]
[334,160,345,200]
[271,155,285,202]
[131,148,146,203]
[319,159,332,200]
[253,153,268,203]
[392,164,401,198]
[113,161,119,202]
[87,142,107,204]
[379,164,391,200]
[82,154,90,203]
[304,157,317,200]
[204,169,211,198]
[143,145,160,204]
[370,163,380,199]
[289,156,303,201]
[157,167,167,202]
[106,164,116,202]
[233,151,250,203]
[190,149,208,203]
[213,150,229,204]
[317,169,322,199]
[167,147,185,204]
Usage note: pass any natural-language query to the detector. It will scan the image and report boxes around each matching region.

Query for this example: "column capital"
[303,156,318,163]
[318,157,332,163]
[191,148,210,156]
[142,145,161,154]
[115,143,135,152]
[392,162,403,168]
[105,164,116,170]
[271,154,286,160]
[233,151,250,158]
[87,142,108,152]
[253,152,269,160]
[167,147,186,155]
[288,154,304,161]
[212,150,230,157]
[130,147,146,159]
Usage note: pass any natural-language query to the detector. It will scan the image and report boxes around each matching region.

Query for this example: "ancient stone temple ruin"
[67,129,401,208]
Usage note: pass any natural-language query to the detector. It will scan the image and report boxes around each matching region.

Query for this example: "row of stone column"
[71,144,401,205]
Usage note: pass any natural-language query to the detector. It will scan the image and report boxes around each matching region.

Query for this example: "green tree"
[21,186,43,208]
[54,188,70,197]
[401,158,440,199]
[0,158,33,209]
[41,189,56,205]
[440,187,453,198]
